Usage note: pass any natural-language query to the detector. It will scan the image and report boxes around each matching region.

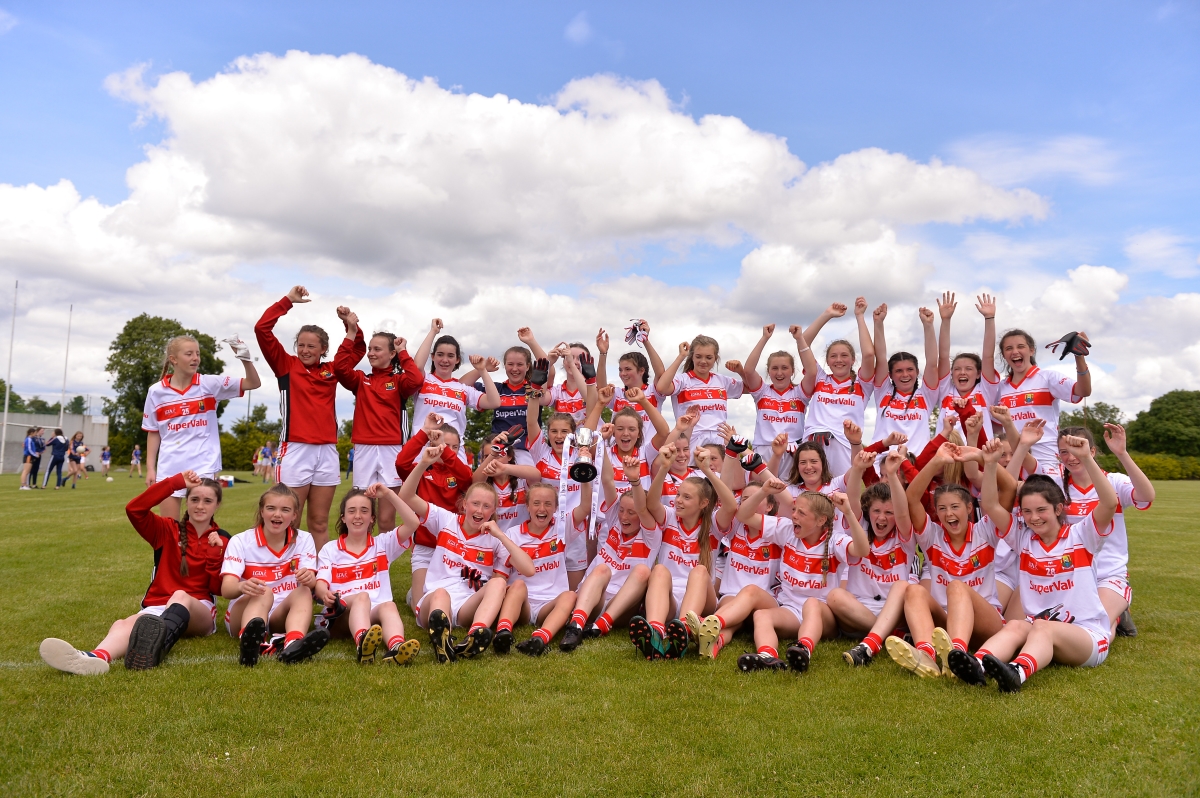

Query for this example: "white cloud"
[1124,228,1198,278]
[565,11,592,45]
[0,51,1193,432]
[947,134,1120,187]
[0,10,16,35]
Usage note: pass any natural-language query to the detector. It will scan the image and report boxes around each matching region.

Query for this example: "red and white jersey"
[607,441,654,499]
[786,475,848,532]
[656,507,723,593]
[608,383,665,441]
[587,502,664,589]
[754,519,851,604]
[221,526,317,603]
[914,516,1002,611]
[528,431,583,516]
[490,478,530,532]
[845,527,917,602]
[717,514,784,598]
[993,366,1080,466]
[421,505,510,594]
[316,530,411,606]
[749,382,809,449]
[411,374,485,439]
[498,521,570,603]
[1063,472,1151,582]
[669,371,743,438]
[142,373,243,476]
[549,382,587,423]
[660,467,702,509]
[934,373,999,440]
[871,377,938,454]
[804,367,873,444]
[1000,516,1113,639]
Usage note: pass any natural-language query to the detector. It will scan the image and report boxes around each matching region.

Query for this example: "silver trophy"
[568,428,599,483]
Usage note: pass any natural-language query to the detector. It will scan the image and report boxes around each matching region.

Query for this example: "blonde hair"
[254,484,300,545]
[943,428,965,486]
[681,476,716,573]
[161,335,199,378]
[798,491,835,584]
[682,335,720,373]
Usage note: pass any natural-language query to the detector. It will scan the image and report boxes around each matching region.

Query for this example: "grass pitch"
[2,472,1197,796]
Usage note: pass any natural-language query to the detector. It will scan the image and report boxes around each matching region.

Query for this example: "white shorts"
[713,551,728,583]
[1098,574,1132,606]
[139,600,217,635]
[410,544,434,572]
[670,581,688,619]
[158,471,216,498]
[528,595,559,624]
[819,437,852,477]
[688,429,725,449]
[415,581,476,629]
[1081,627,1110,668]
[565,528,589,572]
[779,598,825,626]
[351,443,403,488]
[277,442,341,487]
[996,571,1017,592]
[854,594,887,616]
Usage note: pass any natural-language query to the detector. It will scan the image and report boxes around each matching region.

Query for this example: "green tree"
[103,314,225,461]
[0,379,25,413]
[1058,401,1125,454]
[219,404,281,470]
[26,397,59,415]
[1127,390,1200,457]
[65,395,86,415]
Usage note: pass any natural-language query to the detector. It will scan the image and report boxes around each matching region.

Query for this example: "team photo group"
[38,284,1152,694]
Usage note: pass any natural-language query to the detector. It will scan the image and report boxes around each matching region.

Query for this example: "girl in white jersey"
[952,438,1118,691]
[933,294,1000,440]
[473,429,543,533]
[799,297,877,476]
[596,320,668,442]
[630,445,737,659]
[315,485,421,666]
[221,483,323,668]
[603,388,672,496]
[886,443,1013,679]
[144,334,260,521]
[656,336,744,448]
[868,303,941,454]
[993,327,1091,467]
[559,454,663,652]
[410,323,502,448]
[1055,424,1154,638]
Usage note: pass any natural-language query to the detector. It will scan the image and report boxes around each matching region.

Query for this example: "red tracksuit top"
[255,297,347,445]
[332,330,424,445]
[396,429,473,547]
[126,474,230,606]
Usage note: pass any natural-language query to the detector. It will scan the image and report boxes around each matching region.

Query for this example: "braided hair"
[885,352,921,411]
[798,491,836,584]
[1057,425,1097,500]
[177,478,223,576]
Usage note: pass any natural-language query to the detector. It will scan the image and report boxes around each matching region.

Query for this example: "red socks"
[284,631,303,647]
[90,649,111,663]
[1014,653,1039,682]
[387,635,404,650]
[532,628,551,644]
[353,628,366,646]
[468,622,486,635]
[757,645,778,658]
[571,609,588,628]
[952,637,969,653]
[497,619,513,633]
[649,620,666,636]
[976,647,993,663]
[916,641,937,660]
[863,633,882,656]
[798,637,814,655]
[595,613,613,635]
[715,614,727,630]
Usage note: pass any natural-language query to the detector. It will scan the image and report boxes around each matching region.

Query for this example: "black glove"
[1046,332,1091,360]
[580,352,596,382]
[725,435,750,457]
[460,566,485,592]
[529,358,549,388]
[321,592,348,623]
[740,450,766,476]
[808,431,833,448]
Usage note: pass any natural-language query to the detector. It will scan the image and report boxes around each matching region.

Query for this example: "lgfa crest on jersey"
[1060,553,1074,571]
[550,539,560,553]
[384,381,396,391]
[446,477,457,488]
[1023,393,1035,405]
[887,550,898,566]
[760,546,771,559]
[969,554,981,569]
[475,549,486,563]
[320,367,334,379]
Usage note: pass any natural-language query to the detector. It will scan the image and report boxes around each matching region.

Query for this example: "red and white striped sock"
[468,622,486,636]
[916,641,937,660]
[387,635,404,650]
[976,647,993,664]
[496,619,513,633]
[353,628,366,646]
[571,609,589,628]
[951,637,969,653]
[532,628,551,644]
[649,620,666,636]
[714,614,727,630]
[89,649,111,663]
[863,633,883,656]
[798,637,814,655]
[595,613,613,635]
[284,631,303,647]
[757,645,778,659]
[1014,653,1038,683]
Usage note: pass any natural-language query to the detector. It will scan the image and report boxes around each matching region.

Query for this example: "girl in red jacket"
[332,307,423,532]
[39,471,229,674]
[255,285,346,552]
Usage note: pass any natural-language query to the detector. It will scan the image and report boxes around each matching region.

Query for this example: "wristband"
[1076,368,1089,375]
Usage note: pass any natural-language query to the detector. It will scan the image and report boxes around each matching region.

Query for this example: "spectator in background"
[345,445,354,481]
[30,428,44,488]
[129,444,142,479]
[100,446,111,476]
[19,428,36,490]
[43,429,68,489]
[67,432,88,488]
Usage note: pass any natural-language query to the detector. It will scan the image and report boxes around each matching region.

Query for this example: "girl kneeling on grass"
[886,443,1013,679]
[491,482,584,656]
[315,485,422,666]
[732,486,869,673]
[40,471,229,675]
[221,484,325,667]
[400,446,535,663]
[946,437,1118,692]
[629,445,737,660]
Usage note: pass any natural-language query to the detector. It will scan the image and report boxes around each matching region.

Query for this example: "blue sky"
[0,2,1197,423]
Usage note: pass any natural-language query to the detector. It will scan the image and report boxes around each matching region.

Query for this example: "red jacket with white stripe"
[333,330,424,445]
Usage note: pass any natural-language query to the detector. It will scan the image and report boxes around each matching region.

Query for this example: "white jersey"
[786,475,848,533]
[914,516,1002,611]
[749,382,809,449]
[845,528,918,603]
[993,366,1079,466]
[754,519,851,605]
[660,467,702,509]
[499,521,570,603]
[669,371,743,439]
[421,505,509,593]
[1000,516,1113,639]
[528,431,583,516]
[657,507,723,595]
[411,374,485,439]
[491,478,530,532]
[1063,472,1151,582]
[143,373,243,476]
[803,367,873,445]
[717,514,784,598]
[608,383,665,442]
[315,530,411,606]
[871,376,938,454]
[221,526,317,607]
[549,382,587,423]
[587,501,664,589]
[607,441,654,499]
[934,373,999,440]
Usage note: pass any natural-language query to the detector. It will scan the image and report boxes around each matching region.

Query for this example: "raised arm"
[738,324,775,393]
[884,451,913,538]
[921,303,941,388]
[734,479,775,529]
[655,341,688,397]
[856,297,876,379]
[638,320,668,380]
[935,291,955,380]
[1064,434,1116,530]
[844,450,873,521]
[644,444,674,526]
[517,327,550,361]
[1103,423,1155,506]
[976,294,997,383]
[694,448,737,530]
[411,318,443,373]
[801,302,847,346]
[980,440,1013,532]
[791,323,822,396]
[871,303,889,386]
[905,444,956,533]
[829,492,870,558]
[370,483,420,540]
[1006,417,1045,479]
[572,479,594,527]
[470,354,502,410]
[621,456,659,529]
[397,445,441,518]
[254,287,309,375]
[1073,332,1092,400]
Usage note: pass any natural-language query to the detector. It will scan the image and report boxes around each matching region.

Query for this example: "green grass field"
[2,472,1197,796]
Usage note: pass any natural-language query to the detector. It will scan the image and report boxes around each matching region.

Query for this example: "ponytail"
[177,511,191,576]
[161,335,199,379]
[682,476,715,573]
